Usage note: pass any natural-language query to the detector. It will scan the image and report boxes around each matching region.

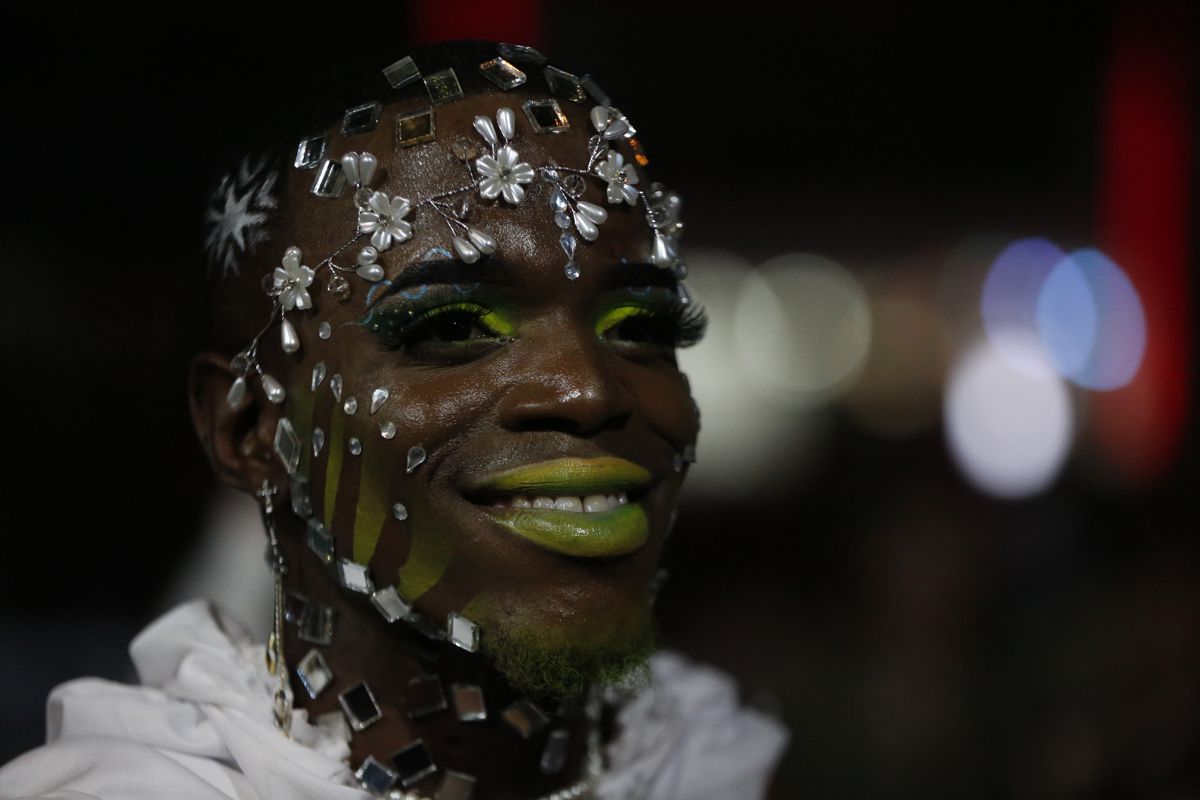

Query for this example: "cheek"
[630,365,698,445]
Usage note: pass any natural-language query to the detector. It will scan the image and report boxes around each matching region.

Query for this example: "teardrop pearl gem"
[452,236,481,264]
[575,201,608,224]
[466,228,496,255]
[589,106,610,131]
[573,212,599,241]
[496,107,515,140]
[358,152,377,185]
[226,376,247,409]
[261,374,286,404]
[472,116,498,147]
[651,234,673,267]
[281,318,300,353]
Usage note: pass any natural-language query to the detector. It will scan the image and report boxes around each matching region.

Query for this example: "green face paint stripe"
[290,379,315,477]
[351,440,390,564]
[323,408,345,529]
[459,595,491,625]
[397,526,455,602]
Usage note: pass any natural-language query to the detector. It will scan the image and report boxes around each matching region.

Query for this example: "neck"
[280,540,599,800]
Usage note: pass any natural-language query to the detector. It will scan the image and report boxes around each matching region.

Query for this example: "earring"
[260,479,292,736]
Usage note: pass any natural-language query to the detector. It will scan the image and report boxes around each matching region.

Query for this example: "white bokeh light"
[944,335,1074,499]
[733,254,871,407]
[677,250,831,499]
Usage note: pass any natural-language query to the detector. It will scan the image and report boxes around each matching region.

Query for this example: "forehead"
[276,91,656,276]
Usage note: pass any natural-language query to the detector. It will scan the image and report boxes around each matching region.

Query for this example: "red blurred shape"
[409,0,545,49]
[1093,0,1195,487]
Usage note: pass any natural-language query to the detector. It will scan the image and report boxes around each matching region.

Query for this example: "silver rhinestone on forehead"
[224,46,690,505]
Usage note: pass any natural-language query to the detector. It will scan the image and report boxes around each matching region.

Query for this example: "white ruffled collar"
[42,601,786,800]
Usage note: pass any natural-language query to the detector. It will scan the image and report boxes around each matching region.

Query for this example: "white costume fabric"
[0,602,787,800]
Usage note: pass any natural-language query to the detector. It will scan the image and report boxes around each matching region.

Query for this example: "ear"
[189,351,286,494]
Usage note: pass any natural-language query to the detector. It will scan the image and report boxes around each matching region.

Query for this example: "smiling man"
[0,41,786,800]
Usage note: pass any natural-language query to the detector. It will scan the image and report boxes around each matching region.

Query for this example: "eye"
[370,301,511,364]
[414,308,493,343]
[601,308,673,346]
[596,299,707,355]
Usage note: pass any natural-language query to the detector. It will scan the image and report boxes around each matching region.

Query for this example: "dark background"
[1,2,1196,797]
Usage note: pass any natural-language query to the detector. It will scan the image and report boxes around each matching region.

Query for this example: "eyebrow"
[368,258,678,307]
[369,259,515,306]
[602,262,679,291]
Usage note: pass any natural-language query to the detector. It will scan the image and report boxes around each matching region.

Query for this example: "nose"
[496,331,634,436]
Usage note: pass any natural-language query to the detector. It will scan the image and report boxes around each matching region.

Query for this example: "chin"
[475,589,657,701]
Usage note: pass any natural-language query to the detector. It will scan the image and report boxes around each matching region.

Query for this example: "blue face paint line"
[621,258,628,263]
[366,280,393,307]
[629,286,652,296]
[401,285,428,300]
[423,248,455,261]
[452,283,481,295]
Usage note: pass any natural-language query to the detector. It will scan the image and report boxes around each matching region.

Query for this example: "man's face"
[269,92,699,694]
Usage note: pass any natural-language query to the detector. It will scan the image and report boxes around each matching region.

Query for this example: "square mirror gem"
[382,55,421,89]
[338,558,374,594]
[437,771,477,800]
[342,101,384,136]
[310,159,346,198]
[447,612,480,653]
[479,57,527,90]
[393,739,438,786]
[339,681,384,731]
[424,68,464,106]
[297,604,335,646]
[543,66,587,103]
[306,517,334,564]
[522,99,570,134]
[296,648,334,699]
[289,473,312,519]
[396,108,436,148]
[273,418,302,475]
[540,728,570,774]
[502,698,551,739]
[294,133,329,170]
[405,675,448,719]
[355,755,399,795]
[451,683,487,722]
[370,585,412,623]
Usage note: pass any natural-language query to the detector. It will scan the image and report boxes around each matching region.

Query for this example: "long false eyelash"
[607,293,709,349]
[665,300,708,348]
[361,287,496,351]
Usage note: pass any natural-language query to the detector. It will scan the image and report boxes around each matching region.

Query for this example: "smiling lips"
[469,457,653,558]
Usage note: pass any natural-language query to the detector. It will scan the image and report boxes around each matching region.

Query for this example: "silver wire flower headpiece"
[215,46,689,410]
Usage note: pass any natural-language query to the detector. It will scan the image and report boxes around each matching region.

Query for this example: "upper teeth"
[493,492,629,512]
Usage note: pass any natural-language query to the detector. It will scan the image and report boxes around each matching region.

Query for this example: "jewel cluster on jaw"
[288,583,604,800]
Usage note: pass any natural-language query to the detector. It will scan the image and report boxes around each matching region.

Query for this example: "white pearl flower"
[358,191,413,251]
[595,151,640,205]
[273,247,315,311]
[476,145,535,204]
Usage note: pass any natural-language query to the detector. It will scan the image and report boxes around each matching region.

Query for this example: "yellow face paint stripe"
[397,526,454,602]
[290,379,315,478]
[323,407,345,530]
[352,438,390,564]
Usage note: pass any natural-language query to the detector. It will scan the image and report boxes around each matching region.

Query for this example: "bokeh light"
[981,237,1066,378]
[676,250,831,499]
[944,335,1074,499]
[733,254,871,407]
[1037,248,1146,390]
